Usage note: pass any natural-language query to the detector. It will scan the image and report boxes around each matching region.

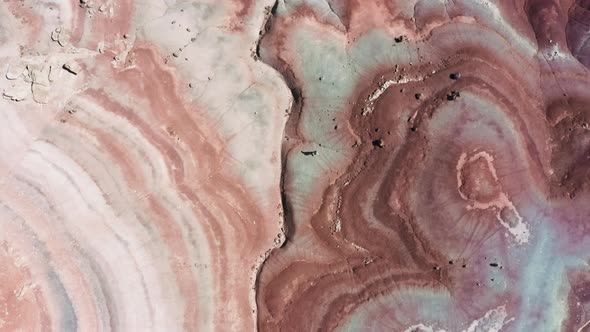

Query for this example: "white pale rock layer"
[0,0,290,331]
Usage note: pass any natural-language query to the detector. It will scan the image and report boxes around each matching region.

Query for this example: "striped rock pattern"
[2,0,590,331]
[0,0,290,331]
[256,0,590,331]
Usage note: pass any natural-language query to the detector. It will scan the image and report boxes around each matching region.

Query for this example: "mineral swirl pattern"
[1,0,589,331]
[256,0,590,331]
[0,0,289,330]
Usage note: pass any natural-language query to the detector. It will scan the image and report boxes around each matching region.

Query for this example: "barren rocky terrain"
[1,0,590,331]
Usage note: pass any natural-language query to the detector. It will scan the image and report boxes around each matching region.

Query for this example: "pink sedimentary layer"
[0,0,289,331]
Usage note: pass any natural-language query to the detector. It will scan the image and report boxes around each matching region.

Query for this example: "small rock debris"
[449,72,461,80]
[52,27,70,47]
[51,27,60,41]
[415,93,422,100]
[447,90,460,101]
[62,62,81,75]
[394,35,405,43]
[2,89,27,102]
[301,150,317,156]
[489,262,499,267]
[372,139,384,148]
[6,64,23,80]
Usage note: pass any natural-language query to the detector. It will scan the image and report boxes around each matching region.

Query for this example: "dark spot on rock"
[410,127,417,132]
[448,260,453,265]
[291,87,302,103]
[302,150,317,156]
[489,263,499,267]
[415,93,422,100]
[394,35,404,43]
[449,72,461,80]
[62,63,79,75]
[372,139,384,148]
[447,91,460,101]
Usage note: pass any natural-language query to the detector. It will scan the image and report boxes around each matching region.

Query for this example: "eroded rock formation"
[0,0,290,330]
[1,0,590,331]
[256,0,590,331]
